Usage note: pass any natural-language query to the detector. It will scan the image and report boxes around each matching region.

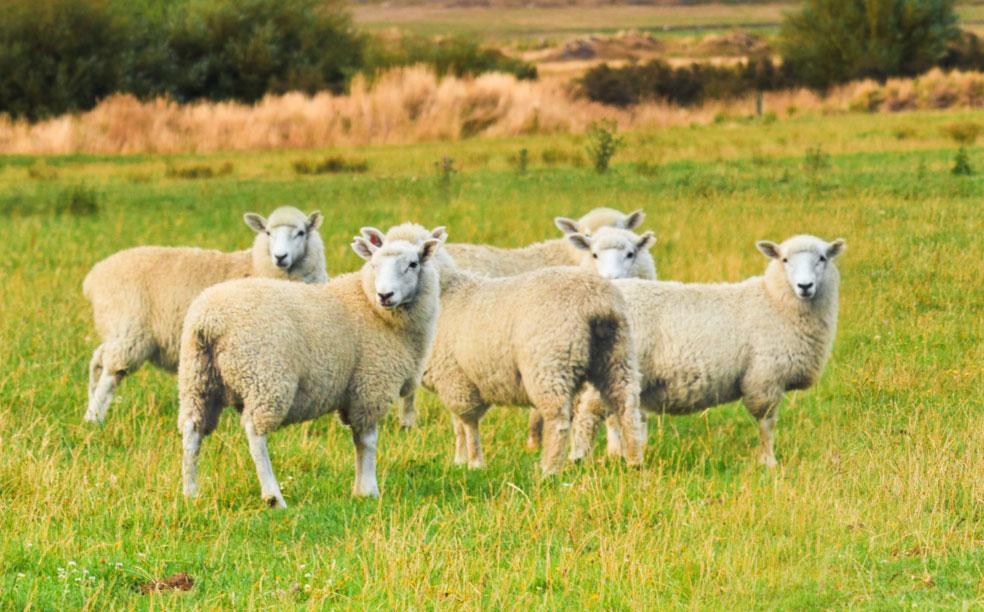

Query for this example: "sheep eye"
[265,231,270,236]
[782,257,788,263]
[409,261,418,269]
[627,251,635,259]
[298,230,305,237]
[592,253,598,259]
[819,255,826,262]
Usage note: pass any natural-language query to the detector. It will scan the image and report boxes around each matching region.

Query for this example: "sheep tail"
[177,321,225,437]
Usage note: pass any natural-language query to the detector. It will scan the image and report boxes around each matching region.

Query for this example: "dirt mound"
[697,30,771,56]
[531,30,665,62]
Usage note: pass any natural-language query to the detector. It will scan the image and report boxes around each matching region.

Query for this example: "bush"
[365,35,537,81]
[580,57,795,107]
[0,0,363,118]
[0,0,138,120]
[165,0,364,103]
[585,119,623,174]
[780,0,959,90]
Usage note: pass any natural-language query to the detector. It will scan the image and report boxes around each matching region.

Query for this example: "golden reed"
[1,66,982,155]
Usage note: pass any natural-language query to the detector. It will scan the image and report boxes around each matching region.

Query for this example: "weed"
[509,148,529,174]
[27,161,58,181]
[585,118,623,174]
[941,121,981,145]
[166,161,233,180]
[803,145,831,173]
[952,147,972,175]
[293,156,369,175]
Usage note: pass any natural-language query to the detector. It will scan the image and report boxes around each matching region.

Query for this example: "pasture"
[1,109,983,610]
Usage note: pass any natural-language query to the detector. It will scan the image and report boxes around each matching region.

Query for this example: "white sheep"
[364,224,647,476]
[83,207,328,424]
[178,227,443,507]
[525,226,657,449]
[568,235,846,467]
[439,207,646,278]
[376,211,654,430]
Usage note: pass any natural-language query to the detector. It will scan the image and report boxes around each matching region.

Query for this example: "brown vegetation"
[3,66,984,155]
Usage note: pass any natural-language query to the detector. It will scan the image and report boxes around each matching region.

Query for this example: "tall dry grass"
[3,66,984,155]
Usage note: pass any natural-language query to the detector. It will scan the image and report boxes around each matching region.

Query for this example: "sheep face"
[244,209,324,272]
[353,235,440,309]
[757,236,846,300]
[568,228,656,280]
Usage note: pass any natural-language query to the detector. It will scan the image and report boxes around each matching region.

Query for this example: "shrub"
[941,121,981,144]
[293,156,369,175]
[780,0,959,90]
[365,35,536,81]
[580,57,795,107]
[952,147,972,175]
[165,0,363,103]
[0,0,138,120]
[0,0,362,118]
[166,161,234,179]
[585,119,623,174]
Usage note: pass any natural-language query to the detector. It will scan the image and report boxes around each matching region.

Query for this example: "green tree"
[165,0,364,103]
[780,0,958,90]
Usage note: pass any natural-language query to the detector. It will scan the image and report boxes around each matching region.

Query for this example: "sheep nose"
[798,282,814,291]
[275,253,288,266]
[378,291,394,302]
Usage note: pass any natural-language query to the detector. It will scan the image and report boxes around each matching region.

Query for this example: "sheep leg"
[604,413,624,458]
[537,399,572,477]
[754,408,779,468]
[181,419,203,499]
[352,423,380,498]
[87,345,104,405]
[568,387,606,462]
[452,415,468,465]
[460,415,485,469]
[243,421,287,508]
[398,392,417,430]
[85,369,123,424]
[525,410,543,451]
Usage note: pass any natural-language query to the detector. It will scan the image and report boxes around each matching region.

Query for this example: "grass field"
[352,2,984,41]
[2,108,984,609]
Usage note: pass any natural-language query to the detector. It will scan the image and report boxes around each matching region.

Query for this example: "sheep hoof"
[264,494,287,509]
[83,411,104,424]
[758,454,778,469]
[399,421,417,431]
[525,437,542,451]
[467,459,486,470]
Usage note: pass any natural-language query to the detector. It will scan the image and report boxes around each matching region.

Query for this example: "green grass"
[351,2,984,43]
[1,109,984,610]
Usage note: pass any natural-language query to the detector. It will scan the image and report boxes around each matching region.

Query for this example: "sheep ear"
[352,237,377,261]
[636,230,656,250]
[826,238,846,259]
[306,211,324,231]
[756,240,781,260]
[554,217,581,235]
[567,233,592,252]
[360,227,386,248]
[418,238,441,263]
[430,226,448,242]
[625,209,645,229]
[244,213,267,233]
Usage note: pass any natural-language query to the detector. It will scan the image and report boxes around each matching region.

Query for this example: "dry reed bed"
[2,66,984,155]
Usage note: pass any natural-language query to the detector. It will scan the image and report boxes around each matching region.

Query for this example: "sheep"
[363,224,647,476]
[177,227,443,507]
[372,212,655,430]
[83,207,328,424]
[438,207,646,278]
[525,226,657,449]
[567,235,846,467]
